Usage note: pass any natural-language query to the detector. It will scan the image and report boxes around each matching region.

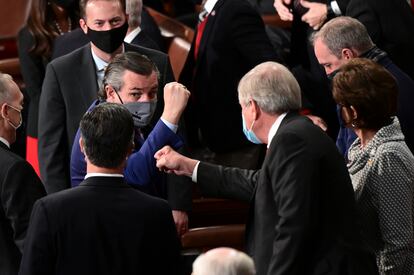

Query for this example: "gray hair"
[126,0,142,28]
[98,52,159,99]
[0,73,13,103]
[192,248,256,275]
[312,16,374,58]
[238,62,301,114]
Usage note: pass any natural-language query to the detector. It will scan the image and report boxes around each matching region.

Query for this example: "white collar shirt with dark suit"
[0,140,46,275]
[19,175,180,275]
[195,112,379,275]
[38,42,174,194]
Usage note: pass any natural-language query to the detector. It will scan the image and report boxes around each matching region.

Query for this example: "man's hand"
[274,0,294,21]
[161,82,191,125]
[172,210,189,236]
[155,146,198,177]
[306,114,328,131]
[300,0,327,30]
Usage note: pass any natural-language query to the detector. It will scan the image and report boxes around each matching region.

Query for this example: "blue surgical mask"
[242,114,262,144]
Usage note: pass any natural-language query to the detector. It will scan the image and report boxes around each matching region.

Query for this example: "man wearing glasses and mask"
[0,73,46,275]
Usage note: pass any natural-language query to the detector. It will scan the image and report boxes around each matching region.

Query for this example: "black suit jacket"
[341,0,414,79]
[38,43,174,194]
[19,176,180,275]
[0,142,46,275]
[197,113,378,275]
[179,0,279,153]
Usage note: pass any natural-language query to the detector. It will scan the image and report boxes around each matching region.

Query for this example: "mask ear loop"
[109,85,124,104]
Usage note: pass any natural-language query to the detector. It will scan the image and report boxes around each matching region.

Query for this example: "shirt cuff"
[160,118,178,133]
[330,1,342,15]
[191,161,201,183]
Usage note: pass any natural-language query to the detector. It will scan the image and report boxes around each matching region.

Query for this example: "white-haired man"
[155,61,378,275]
[192,247,255,275]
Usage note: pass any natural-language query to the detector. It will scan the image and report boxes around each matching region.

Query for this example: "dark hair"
[80,102,134,168]
[26,0,79,58]
[80,0,126,18]
[333,58,398,130]
[98,52,159,99]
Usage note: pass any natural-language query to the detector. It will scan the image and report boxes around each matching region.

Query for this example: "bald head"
[192,247,256,275]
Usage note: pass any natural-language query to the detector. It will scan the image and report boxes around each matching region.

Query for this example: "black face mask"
[86,22,129,53]
[51,0,76,9]
[327,69,339,81]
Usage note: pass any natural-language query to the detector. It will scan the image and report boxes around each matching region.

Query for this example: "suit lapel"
[196,0,223,63]
[0,140,9,151]
[78,44,99,110]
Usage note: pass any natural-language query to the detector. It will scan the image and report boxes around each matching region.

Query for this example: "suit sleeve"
[124,119,183,186]
[197,162,257,202]
[0,160,45,253]
[38,62,71,194]
[266,132,319,275]
[17,28,46,137]
[18,200,55,275]
[70,128,86,187]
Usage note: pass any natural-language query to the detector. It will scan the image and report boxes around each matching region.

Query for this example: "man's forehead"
[85,0,125,17]
[123,70,158,86]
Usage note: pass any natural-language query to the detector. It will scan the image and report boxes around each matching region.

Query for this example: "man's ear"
[0,103,8,119]
[79,137,85,153]
[80,18,88,34]
[250,100,261,121]
[341,48,356,60]
[105,85,116,102]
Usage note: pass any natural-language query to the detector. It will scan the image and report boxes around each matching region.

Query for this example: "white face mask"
[3,104,22,130]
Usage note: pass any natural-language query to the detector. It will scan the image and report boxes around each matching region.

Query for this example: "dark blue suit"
[70,100,183,197]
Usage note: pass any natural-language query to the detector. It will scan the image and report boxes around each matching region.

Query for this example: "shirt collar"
[204,0,218,13]
[85,173,124,179]
[90,44,125,72]
[0,137,10,148]
[124,27,141,43]
[267,112,287,148]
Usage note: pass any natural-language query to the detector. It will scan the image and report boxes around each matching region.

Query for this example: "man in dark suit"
[313,16,414,156]
[156,62,378,275]
[20,103,180,275]
[179,0,279,169]
[38,0,174,195]
[0,73,46,275]
[52,0,163,59]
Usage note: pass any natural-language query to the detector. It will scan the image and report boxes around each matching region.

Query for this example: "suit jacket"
[179,0,279,153]
[70,100,183,196]
[17,27,47,138]
[38,42,174,194]
[197,113,378,275]
[340,0,414,79]
[19,176,180,275]
[52,28,161,59]
[0,142,46,275]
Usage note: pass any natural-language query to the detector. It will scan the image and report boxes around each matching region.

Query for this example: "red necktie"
[194,13,209,59]
[411,0,414,11]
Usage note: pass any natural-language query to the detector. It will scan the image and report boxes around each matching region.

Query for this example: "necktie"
[194,8,209,59]
[411,0,414,11]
